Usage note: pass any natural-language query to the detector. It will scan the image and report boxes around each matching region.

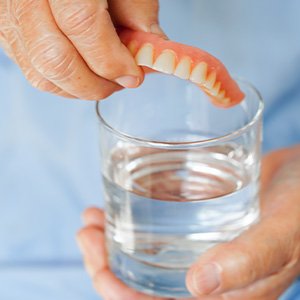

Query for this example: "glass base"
[110,248,194,298]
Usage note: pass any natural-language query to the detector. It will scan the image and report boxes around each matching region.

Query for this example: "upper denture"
[152,50,176,74]
[190,62,208,84]
[174,57,191,79]
[119,28,245,107]
[135,43,154,68]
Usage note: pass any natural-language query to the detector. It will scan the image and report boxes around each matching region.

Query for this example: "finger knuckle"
[26,70,57,92]
[54,1,99,36]
[224,242,258,280]
[30,38,77,81]
[94,58,121,79]
[13,0,35,25]
[31,78,57,92]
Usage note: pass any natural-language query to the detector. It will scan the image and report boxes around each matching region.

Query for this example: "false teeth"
[190,62,207,84]
[174,57,191,79]
[135,43,154,67]
[211,81,221,96]
[203,71,217,90]
[153,50,176,74]
[133,43,232,104]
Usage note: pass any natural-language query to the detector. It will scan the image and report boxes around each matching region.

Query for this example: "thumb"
[186,217,295,297]
[109,0,166,37]
[186,154,300,298]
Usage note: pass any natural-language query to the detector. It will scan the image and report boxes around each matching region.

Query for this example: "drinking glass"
[96,73,263,298]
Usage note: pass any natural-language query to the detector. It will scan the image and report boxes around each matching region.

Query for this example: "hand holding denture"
[0,0,243,107]
[0,0,161,99]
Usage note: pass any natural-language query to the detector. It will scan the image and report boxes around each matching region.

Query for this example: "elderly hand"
[0,0,162,99]
[77,146,300,300]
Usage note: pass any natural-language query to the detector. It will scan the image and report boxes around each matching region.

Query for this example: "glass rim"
[96,78,264,149]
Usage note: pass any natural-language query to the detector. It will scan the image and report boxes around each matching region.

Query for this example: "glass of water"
[96,74,263,298]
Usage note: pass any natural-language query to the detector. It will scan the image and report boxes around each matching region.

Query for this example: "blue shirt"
[0,0,299,299]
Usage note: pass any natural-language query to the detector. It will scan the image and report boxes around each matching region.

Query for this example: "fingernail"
[191,263,221,295]
[115,75,140,88]
[150,23,167,36]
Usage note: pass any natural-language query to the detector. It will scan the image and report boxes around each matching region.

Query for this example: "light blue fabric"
[0,0,299,299]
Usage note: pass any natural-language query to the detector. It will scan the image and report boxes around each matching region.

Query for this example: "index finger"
[77,226,166,300]
[49,0,143,88]
[15,0,120,100]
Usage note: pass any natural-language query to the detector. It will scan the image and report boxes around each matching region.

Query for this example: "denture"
[119,29,244,107]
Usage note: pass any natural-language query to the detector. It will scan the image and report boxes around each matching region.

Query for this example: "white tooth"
[190,62,207,84]
[203,71,216,90]
[127,41,138,56]
[211,81,221,96]
[135,43,154,67]
[174,57,191,79]
[152,50,176,74]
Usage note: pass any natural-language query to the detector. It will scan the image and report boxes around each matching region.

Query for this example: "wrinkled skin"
[77,146,300,300]
[0,0,164,99]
